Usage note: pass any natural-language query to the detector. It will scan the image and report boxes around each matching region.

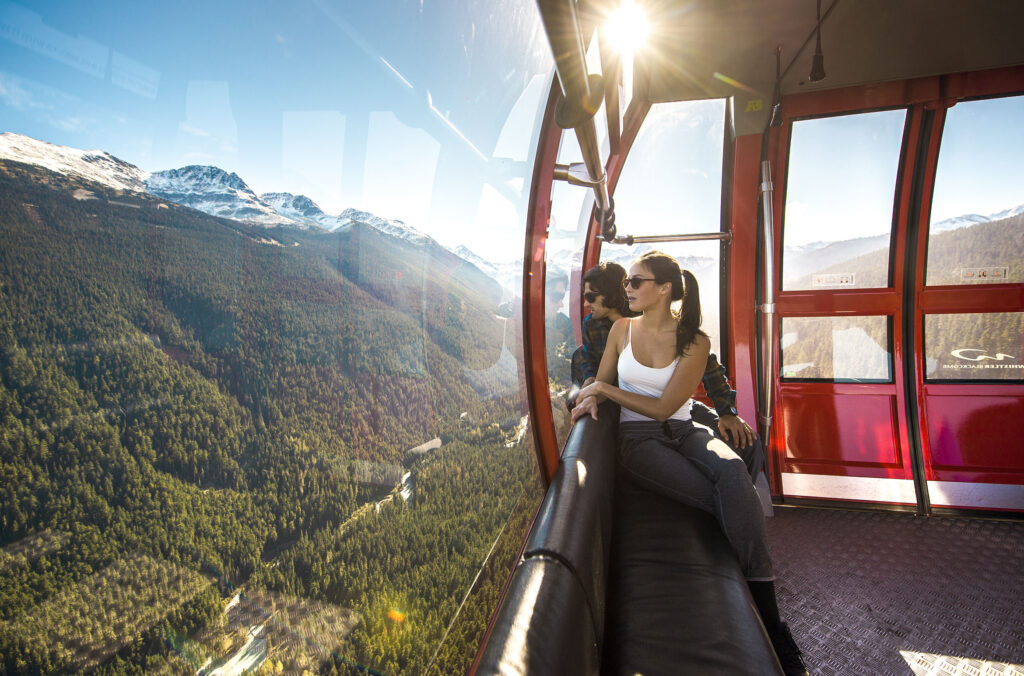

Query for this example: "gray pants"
[689,401,765,480]
[618,419,774,580]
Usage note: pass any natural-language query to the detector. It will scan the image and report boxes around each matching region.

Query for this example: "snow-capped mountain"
[335,208,432,244]
[931,203,1024,233]
[261,192,344,231]
[782,233,890,282]
[146,166,296,227]
[450,239,718,303]
[0,132,148,192]
[452,245,499,277]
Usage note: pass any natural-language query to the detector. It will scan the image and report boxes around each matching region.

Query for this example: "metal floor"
[766,506,1024,676]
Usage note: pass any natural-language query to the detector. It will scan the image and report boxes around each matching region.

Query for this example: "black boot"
[768,622,808,676]
[747,581,808,676]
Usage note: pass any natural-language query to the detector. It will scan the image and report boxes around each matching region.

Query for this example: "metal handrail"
[607,231,733,245]
[758,160,776,444]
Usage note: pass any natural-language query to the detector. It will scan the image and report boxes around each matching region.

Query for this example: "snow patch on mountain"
[931,212,991,232]
[146,166,294,227]
[0,132,148,192]
[450,240,717,304]
[931,203,1024,232]
[260,192,338,231]
[989,203,1024,221]
[452,245,498,276]
[336,208,432,244]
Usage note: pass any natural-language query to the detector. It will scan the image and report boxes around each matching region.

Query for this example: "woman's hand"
[571,395,599,422]
[577,380,603,402]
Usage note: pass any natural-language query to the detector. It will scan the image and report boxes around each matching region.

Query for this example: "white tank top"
[618,319,692,423]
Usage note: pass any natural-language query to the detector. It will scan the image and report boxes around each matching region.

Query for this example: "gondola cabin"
[0,0,1022,674]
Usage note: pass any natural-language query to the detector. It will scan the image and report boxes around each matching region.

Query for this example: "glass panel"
[0,2,550,673]
[924,313,1024,381]
[602,98,726,361]
[613,99,726,237]
[547,133,591,450]
[782,110,906,291]
[781,316,892,381]
[926,95,1024,286]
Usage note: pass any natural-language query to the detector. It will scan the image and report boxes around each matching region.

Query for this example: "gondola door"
[910,85,1024,511]
[770,99,921,508]
[769,72,1024,512]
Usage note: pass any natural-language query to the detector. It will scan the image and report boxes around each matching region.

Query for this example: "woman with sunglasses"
[570,250,806,675]
[576,262,633,388]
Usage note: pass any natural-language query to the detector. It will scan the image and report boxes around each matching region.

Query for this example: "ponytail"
[635,251,707,357]
[675,269,706,356]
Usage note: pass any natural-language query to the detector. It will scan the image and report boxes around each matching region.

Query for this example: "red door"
[769,69,1024,512]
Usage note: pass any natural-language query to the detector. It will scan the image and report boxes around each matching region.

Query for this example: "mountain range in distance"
[0,132,436,243]
[2,131,1020,292]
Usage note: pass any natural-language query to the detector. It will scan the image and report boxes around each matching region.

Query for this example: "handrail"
[607,231,732,245]
[758,160,776,446]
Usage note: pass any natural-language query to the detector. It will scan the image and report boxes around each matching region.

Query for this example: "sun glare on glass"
[606,0,649,54]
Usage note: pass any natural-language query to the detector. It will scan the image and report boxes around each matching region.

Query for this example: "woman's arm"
[578,334,711,422]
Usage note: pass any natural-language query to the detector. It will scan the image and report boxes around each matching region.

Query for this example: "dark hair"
[636,251,707,356]
[582,261,632,317]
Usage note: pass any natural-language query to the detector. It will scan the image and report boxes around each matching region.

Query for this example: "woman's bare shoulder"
[687,333,712,358]
[607,317,629,350]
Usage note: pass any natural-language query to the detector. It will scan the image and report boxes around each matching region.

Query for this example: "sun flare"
[605,0,650,55]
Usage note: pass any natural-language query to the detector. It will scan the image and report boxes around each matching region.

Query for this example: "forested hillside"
[781,214,1021,381]
[0,160,541,674]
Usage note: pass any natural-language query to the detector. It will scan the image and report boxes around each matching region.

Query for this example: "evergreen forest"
[0,160,543,674]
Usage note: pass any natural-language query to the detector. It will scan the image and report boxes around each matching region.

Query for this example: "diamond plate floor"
[766,507,1024,676]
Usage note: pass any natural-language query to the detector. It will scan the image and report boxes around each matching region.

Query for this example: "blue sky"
[0,0,552,261]
[785,98,1024,247]
[2,0,1022,261]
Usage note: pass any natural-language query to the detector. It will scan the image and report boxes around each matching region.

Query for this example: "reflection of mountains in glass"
[784,207,1023,289]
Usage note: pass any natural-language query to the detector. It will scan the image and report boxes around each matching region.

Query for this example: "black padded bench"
[476,402,782,675]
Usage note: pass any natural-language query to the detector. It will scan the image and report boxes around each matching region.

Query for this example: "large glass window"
[924,312,1024,381]
[613,99,725,238]
[781,316,892,382]
[604,99,726,358]
[782,110,906,291]
[0,2,549,674]
[926,95,1024,286]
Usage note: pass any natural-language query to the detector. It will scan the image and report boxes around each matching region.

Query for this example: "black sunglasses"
[622,276,659,289]
[584,291,600,303]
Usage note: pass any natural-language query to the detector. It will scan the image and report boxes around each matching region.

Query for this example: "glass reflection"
[781,316,891,381]
[613,99,726,238]
[926,95,1024,286]
[924,313,1024,381]
[0,0,552,673]
[782,110,905,291]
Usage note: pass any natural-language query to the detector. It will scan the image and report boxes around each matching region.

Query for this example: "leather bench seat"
[476,403,781,675]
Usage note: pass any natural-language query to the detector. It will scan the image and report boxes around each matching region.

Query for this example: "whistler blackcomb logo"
[951,349,1015,362]
[942,348,1022,371]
